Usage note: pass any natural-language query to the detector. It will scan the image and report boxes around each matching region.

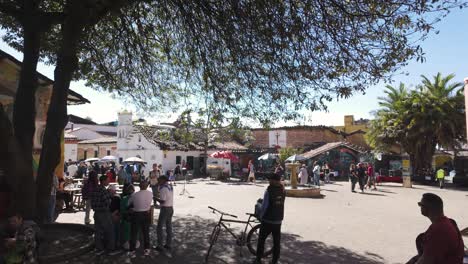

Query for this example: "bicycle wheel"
[246,224,273,257]
[205,225,221,263]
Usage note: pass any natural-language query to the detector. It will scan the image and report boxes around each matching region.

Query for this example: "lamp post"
[464,78,468,142]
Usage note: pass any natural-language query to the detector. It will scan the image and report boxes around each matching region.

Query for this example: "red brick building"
[251,126,368,150]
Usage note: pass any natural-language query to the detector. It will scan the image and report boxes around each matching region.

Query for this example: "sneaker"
[107,250,120,256]
[127,251,136,258]
[144,249,151,256]
[352,190,356,193]
[360,190,364,193]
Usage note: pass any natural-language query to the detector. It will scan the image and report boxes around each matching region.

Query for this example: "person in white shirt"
[127,181,153,257]
[155,176,174,252]
[299,164,308,185]
[149,163,160,206]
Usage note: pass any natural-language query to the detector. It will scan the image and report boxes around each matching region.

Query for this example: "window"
[187,156,194,170]
[107,150,111,155]
[94,150,98,157]
[176,156,181,165]
[84,150,87,159]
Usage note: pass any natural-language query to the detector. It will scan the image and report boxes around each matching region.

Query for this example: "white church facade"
[116,111,213,176]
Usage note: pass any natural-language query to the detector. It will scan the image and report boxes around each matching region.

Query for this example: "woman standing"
[349,163,358,193]
[248,160,256,183]
[299,164,309,185]
[82,171,98,225]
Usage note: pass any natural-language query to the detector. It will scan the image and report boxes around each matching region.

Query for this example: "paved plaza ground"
[56,179,468,264]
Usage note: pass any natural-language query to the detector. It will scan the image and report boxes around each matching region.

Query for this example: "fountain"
[285,163,322,198]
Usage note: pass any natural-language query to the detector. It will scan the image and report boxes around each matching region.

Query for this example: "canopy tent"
[209,151,240,163]
[257,153,277,160]
[100,155,118,161]
[285,154,306,163]
[123,157,146,163]
[84,157,100,162]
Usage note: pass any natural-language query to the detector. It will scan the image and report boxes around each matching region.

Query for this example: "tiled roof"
[302,142,363,159]
[210,141,248,150]
[133,125,246,151]
[78,137,117,144]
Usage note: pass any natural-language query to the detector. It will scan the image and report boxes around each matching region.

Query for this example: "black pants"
[351,177,357,191]
[358,177,365,191]
[130,211,150,251]
[256,222,281,264]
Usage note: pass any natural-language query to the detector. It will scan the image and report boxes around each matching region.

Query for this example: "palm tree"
[367,73,465,175]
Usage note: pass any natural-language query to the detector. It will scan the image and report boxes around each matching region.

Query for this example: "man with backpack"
[254,173,286,264]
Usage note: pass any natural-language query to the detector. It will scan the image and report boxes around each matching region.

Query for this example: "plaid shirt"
[90,185,112,212]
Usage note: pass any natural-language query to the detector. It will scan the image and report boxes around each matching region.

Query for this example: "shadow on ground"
[54,215,385,264]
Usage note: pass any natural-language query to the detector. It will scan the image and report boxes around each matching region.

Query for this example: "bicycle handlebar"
[208,206,238,218]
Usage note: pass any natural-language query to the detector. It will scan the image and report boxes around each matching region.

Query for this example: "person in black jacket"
[255,173,286,264]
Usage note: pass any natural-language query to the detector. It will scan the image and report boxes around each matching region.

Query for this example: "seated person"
[406,193,464,264]
[1,213,39,264]
[56,178,73,210]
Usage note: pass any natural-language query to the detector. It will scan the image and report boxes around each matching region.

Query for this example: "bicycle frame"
[216,213,258,243]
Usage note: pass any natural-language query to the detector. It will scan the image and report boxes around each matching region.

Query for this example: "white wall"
[64,143,77,162]
[163,150,205,173]
[69,128,104,140]
[66,122,117,133]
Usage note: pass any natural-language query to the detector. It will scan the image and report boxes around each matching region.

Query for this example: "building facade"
[251,125,368,150]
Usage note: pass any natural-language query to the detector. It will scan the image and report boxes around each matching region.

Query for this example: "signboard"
[402,159,411,177]
[269,130,287,147]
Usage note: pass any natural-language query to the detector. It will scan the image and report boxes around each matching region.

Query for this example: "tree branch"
[0,2,21,19]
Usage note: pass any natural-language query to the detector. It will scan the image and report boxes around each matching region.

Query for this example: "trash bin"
[403,176,412,188]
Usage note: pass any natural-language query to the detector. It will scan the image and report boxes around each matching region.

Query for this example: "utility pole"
[464,78,468,143]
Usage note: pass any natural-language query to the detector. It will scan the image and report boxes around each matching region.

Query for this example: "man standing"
[255,173,286,264]
[155,176,174,253]
[127,181,153,257]
[312,161,321,187]
[149,163,160,206]
[406,193,464,264]
[436,168,445,189]
[90,175,116,255]
[357,163,366,193]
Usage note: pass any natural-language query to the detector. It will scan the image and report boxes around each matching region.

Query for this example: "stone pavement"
[56,179,468,264]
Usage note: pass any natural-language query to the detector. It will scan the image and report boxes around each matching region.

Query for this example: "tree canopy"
[2,0,466,124]
[366,73,465,172]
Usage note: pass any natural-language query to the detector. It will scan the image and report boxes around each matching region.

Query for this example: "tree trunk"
[35,3,85,223]
[12,18,41,220]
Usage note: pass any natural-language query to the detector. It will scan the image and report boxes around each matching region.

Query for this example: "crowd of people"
[79,162,175,259]
[0,155,465,264]
[349,162,376,193]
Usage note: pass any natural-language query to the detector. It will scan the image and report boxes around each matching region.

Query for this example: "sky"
[1,8,467,127]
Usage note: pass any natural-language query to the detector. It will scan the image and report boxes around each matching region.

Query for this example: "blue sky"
[1,8,467,126]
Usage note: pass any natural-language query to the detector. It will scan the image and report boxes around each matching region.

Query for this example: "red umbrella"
[209,151,240,163]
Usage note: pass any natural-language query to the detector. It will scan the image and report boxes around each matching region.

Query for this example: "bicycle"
[205,206,273,263]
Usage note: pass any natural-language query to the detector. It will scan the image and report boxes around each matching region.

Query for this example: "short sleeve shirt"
[159,184,174,207]
[423,216,464,264]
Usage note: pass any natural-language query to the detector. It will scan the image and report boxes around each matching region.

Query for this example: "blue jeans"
[314,173,320,186]
[48,195,56,223]
[151,185,159,205]
[157,207,174,247]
